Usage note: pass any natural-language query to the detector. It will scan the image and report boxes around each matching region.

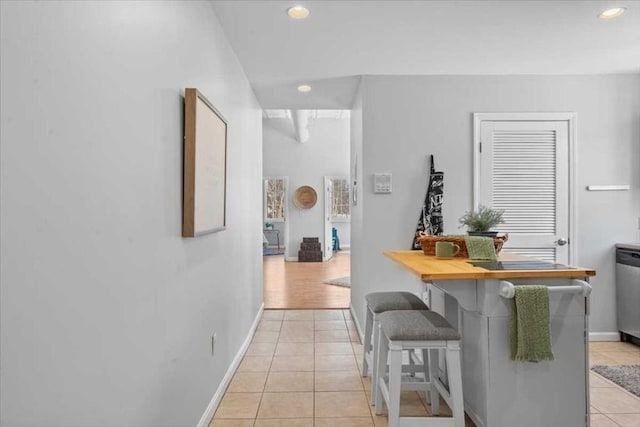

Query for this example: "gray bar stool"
[363,292,428,404]
[375,310,464,427]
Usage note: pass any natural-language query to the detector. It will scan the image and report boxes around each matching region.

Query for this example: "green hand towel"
[464,236,497,260]
[509,286,555,362]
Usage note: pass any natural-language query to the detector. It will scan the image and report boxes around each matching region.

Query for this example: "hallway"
[263,252,350,309]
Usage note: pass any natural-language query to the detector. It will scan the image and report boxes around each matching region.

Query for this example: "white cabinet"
[425,278,589,427]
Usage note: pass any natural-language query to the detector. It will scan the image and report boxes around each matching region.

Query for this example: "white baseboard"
[349,304,364,344]
[285,256,297,262]
[196,303,264,427]
[589,332,620,342]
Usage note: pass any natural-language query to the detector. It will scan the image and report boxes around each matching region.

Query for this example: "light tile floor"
[589,341,640,427]
[212,310,640,427]
[212,309,474,427]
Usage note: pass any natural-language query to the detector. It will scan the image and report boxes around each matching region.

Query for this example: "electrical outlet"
[211,333,217,356]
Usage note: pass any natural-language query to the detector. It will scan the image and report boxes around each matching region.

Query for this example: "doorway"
[262,109,352,309]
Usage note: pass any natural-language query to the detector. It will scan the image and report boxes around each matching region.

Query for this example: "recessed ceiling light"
[287,6,310,19]
[599,7,626,19]
[297,84,312,93]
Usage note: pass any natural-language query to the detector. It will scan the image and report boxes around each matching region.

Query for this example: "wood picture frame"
[183,88,228,237]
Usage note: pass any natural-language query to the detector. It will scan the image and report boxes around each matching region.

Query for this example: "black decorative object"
[298,237,322,262]
[412,155,444,250]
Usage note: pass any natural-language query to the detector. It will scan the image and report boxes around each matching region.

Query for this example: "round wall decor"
[293,185,318,209]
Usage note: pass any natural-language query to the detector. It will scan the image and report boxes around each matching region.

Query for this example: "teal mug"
[435,241,460,258]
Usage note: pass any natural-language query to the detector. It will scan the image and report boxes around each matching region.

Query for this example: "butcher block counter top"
[383,250,596,280]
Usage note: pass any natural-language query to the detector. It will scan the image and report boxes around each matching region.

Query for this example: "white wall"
[350,75,640,335]
[0,2,263,426]
[263,117,350,259]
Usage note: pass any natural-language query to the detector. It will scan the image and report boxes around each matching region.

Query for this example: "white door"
[474,113,575,263]
[263,176,288,255]
[324,177,334,261]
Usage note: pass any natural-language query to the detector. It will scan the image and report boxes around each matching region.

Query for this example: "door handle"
[555,238,568,246]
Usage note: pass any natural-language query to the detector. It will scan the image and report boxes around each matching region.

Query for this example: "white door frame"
[323,176,333,261]
[472,112,578,264]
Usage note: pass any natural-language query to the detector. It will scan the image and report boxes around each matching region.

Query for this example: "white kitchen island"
[384,251,596,427]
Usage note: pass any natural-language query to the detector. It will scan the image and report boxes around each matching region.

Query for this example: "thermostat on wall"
[374,173,392,194]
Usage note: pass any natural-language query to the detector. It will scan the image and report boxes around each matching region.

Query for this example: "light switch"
[374,173,392,194]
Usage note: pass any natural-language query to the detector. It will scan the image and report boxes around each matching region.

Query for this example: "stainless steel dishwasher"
[616,244,640,342]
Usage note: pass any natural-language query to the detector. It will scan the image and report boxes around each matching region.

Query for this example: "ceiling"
[211,0,640,109]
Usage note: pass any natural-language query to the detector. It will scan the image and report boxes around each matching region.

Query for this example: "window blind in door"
[491,129,557,235]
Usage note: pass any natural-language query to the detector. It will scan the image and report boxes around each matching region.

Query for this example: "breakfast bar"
[384,250,596,427]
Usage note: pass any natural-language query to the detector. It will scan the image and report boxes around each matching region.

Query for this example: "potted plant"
[265,221,274,230]
[458,205,505,237]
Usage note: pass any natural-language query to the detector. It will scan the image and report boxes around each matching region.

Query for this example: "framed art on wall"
[182,88,228,237]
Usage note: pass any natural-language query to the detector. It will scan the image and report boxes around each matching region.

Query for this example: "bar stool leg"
[387,347,403,427]
[362,305,373,377]
[421,349,431,404]
[429,348,440,415]
[370,314,381,404]
[446,343,465,427]
[374,328,388,415]
[408,349,416,377]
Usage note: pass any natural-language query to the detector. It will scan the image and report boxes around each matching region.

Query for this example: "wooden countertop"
[384,250,596,281]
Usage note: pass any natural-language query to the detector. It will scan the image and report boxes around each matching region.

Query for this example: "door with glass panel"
[263,176,288,255]
[324,177,350,261]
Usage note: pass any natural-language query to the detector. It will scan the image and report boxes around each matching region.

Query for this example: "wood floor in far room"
[263,252,350,309]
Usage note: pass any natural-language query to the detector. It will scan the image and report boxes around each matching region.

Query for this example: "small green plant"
[265,221,274,229]
[458,205,505,232]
